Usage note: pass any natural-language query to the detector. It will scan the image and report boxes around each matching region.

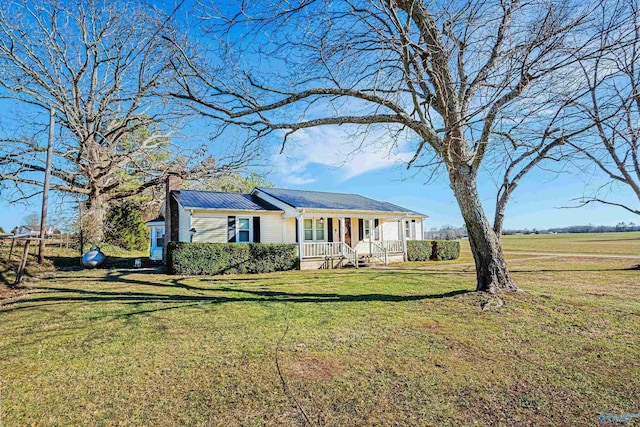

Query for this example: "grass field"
[494,232,640,256]
[0,234,639,426]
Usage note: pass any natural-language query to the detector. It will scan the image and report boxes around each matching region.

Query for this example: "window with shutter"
[302,218,326,241]
[253,217,261,243]
[237,217,251,242]
[363,220,371,239]
[316,219,325,240]
[228,216,236,242]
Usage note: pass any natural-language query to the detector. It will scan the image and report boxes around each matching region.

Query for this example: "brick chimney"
[163,173,181,262]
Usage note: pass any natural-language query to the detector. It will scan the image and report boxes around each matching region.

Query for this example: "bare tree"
[488,86,606,235]
[0,0,251,242]
[23,212,40,229]
[170,0,606,292]
[568,0,640,216]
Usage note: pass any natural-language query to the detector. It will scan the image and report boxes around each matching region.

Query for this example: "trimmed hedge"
[430,240,461,261]
[407,240,460,261]
[168,242,298,275]
[407,240,432,261]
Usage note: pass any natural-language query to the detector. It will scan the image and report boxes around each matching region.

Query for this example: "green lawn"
[1,250,639,425]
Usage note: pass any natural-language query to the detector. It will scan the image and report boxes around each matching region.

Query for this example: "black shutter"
[358,218,364,241]
[327,218,333,242]
[253,217,261,243]
[374,219,380,240]
[227,216,236,242]
[295,218,299,243]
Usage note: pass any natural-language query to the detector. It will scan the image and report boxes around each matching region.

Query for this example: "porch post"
[368,218,373,255]
[339,217,345,255]
[400,219,407,261]
[298,214,304,265]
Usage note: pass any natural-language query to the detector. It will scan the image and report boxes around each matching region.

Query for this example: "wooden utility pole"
[38,107,55,264]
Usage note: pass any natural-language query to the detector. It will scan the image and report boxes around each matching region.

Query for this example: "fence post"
[14,239,32,286]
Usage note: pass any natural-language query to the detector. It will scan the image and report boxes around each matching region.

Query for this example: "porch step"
[357,255,374,268]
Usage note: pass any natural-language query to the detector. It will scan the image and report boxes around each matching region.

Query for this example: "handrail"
[302,242,359,268]
[370,241,388,265]
[341,242,358,269]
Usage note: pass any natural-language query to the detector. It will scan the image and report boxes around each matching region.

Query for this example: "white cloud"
[270,125,414,185]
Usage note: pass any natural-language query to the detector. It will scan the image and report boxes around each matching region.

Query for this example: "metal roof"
[173,190,282,211]
[255,187,427,217]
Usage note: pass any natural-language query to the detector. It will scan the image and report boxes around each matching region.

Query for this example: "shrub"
[406,240,460,261]
[407,241,432,261]
[430,240,460,261]
[168,242,298,275]
[105,202,149,251]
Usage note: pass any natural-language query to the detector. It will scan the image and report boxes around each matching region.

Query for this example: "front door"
[344,218,352,247]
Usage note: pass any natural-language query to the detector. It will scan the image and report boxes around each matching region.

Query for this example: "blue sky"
[3,125,637,232]
[1,0,638,232]
[259,125,638,230]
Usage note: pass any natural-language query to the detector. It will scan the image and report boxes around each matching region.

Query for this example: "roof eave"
[185,206,284,213]
[296,207,427,217]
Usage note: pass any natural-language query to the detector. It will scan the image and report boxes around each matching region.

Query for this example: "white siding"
[257,213,284,243]
[284,217,297,243]
[190,211,285,243]
[382,220,400,241]
[415,218,424,240]
[178,205,191,242]
[191,216,227,243]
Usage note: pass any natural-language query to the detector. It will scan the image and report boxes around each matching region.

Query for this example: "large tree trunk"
[450,167,517,293]
[83,192,108,244]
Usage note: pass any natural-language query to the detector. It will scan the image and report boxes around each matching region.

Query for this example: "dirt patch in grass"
[284,356,344,382]
[419,319,443,330]
[0,284,23,301]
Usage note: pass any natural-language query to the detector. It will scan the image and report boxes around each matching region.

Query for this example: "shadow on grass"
[371,266,637,274]
[0,269,472,315]
[49,255,159,270]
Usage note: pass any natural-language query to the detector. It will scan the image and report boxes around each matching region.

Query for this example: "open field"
[486,232,640,256]
[1,236,639,426]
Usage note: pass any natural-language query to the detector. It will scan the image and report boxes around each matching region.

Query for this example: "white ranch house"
[147,176,427,269]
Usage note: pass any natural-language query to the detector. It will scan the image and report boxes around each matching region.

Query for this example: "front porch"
[296,213,409,269]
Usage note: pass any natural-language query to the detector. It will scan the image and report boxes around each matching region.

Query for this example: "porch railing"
[302,242,342,258]
[342,242,358,269]
[382,240,403,253]
[370,241,388,265]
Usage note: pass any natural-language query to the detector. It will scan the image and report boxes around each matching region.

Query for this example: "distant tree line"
[425,222,639,239]
[425,226,468,240]
[499,222,639,235]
